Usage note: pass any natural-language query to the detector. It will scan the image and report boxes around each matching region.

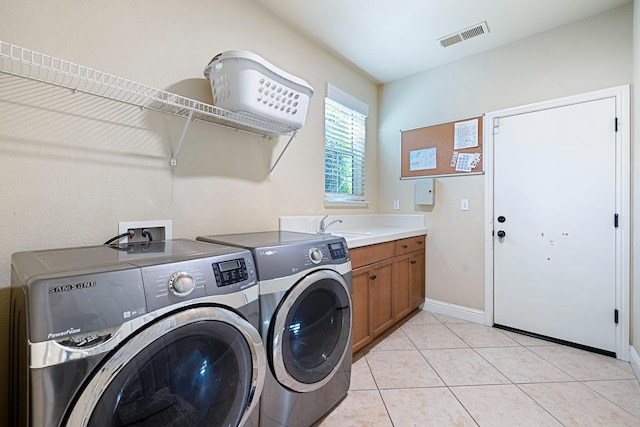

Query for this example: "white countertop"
[325,227,428,248]
[279,214,427,248]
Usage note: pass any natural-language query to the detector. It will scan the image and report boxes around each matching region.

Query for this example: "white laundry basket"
[204,51,314,130]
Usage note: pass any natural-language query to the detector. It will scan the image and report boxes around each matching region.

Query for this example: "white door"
[493,97,618,354]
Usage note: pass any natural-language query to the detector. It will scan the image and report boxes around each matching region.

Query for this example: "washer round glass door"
[66,306,265,427]
[271,269,352,392]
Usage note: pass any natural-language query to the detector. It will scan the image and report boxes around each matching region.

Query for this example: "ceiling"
[252,0,632,83]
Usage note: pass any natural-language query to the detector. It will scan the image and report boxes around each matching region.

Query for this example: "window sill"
[324,199,370,208]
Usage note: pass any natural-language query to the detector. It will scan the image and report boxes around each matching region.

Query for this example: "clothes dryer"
[9,239,265,427]
[197,231,352,427]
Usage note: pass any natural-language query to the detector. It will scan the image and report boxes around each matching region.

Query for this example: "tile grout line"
[401,313,481,425]
[380,317,481,426]
[440,313,639,424]
[447,326,566,426]
[348,311,640,427]
[512,382,568,426]
[579,380,640,421]
[412,314,573,425]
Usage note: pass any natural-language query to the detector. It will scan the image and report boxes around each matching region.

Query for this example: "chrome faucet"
[318,215,342,235]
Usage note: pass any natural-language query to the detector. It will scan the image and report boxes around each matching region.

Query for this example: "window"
[324,84,368,204]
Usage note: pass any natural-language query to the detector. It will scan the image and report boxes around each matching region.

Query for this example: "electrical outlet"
[393,200,400,210]
[118,220,172,244]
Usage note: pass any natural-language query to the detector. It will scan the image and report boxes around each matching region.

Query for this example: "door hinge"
[614,213,619,228]
[615,117,618,132]
[615,309,619,324]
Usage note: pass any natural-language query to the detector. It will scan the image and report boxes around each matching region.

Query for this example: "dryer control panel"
[212,257,249,287]
[327,241,347,260]
[251,237,350,280]
[141,251,257,312]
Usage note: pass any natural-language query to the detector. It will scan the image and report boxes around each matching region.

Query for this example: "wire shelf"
[0,40,298,144]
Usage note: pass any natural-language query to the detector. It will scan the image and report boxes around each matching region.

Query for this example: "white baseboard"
[629,346,640,379]
[422,298,485,325]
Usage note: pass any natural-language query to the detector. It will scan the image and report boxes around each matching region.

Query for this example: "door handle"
[497,230,506,238]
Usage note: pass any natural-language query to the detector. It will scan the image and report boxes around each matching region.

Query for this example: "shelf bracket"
[170,109,195,166]
[269,131,298,176]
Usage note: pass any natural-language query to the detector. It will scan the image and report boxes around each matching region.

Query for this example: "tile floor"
[315,310,640,426]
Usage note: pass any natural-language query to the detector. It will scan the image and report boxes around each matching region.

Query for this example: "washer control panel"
[305,240,348,266]
[142,251,257,311]
[307,241,346,264]
[246,237,350,280]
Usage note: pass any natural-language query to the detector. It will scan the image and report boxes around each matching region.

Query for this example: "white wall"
[379,5,633,311]
[0,0,379,285]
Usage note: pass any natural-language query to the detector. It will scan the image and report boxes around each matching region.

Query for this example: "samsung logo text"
[49,281,97,294]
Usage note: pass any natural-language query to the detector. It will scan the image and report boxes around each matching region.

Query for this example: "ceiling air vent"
[438,21,490,48]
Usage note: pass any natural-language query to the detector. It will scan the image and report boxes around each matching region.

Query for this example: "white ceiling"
[252,0,632,83]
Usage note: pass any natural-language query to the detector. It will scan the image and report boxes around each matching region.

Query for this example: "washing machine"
[197,231,352,427]
[9,239,266,427]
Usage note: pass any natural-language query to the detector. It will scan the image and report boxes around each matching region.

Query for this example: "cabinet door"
[410,249,426,308]
[394,254,413,320]
[395,236,426,256]
[350,242,395,269]
[369,259,395,337]
[352,266,371,352]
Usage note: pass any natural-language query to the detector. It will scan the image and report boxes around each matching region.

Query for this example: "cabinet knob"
[418,241,423,244]
[410,260,417,264]
[370,274,377,280]
[403,244,408,248]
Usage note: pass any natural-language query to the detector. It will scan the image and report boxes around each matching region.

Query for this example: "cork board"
[401,116,483,178]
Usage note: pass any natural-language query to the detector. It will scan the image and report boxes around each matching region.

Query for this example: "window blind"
[324,97,366,200]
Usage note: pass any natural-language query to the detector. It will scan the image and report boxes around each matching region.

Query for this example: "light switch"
[461,199,469,211]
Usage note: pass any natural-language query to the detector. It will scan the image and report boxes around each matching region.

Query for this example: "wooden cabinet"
[395,253,413,320]
[352,259,395,350]
[366,258,395,337]
[350,235,426,353]
[409,249,426,307]
[395,236,426,320]
[395,249,426,318]
[351,266,371,351]
[395,235,426,255]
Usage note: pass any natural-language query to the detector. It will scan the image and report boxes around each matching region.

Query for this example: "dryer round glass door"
[271,269,352,392]
[66,306,265,427]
